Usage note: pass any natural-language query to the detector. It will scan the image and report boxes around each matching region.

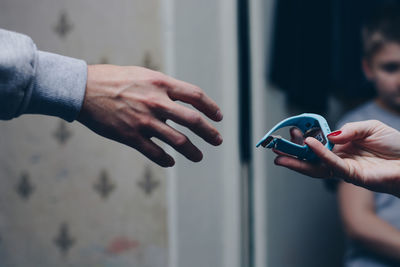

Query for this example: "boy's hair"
[362,3,400,60]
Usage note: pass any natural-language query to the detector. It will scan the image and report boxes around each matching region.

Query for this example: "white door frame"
[249,0,276,266]
[161,0,242,266]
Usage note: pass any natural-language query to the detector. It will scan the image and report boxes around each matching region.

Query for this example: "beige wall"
[0,0,168,266]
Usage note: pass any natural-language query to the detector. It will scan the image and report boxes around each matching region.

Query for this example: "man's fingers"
[166,78,223,122]
[290,127,304,145]
[304,137,349,178]
[148,120,203,162]
[274,156,329,178]
[136,138,175,167]
[160,101,223,146]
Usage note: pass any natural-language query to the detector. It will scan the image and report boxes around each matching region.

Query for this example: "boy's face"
[363,42,400,110]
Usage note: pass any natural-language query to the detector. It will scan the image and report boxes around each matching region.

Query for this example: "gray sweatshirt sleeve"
[0,29,87,122]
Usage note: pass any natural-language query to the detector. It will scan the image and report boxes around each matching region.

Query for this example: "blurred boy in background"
[336,4,400,266]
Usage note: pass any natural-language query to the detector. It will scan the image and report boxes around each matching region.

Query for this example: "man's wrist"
[25,51,87,122]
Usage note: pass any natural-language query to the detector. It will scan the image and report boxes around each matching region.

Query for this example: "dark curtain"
[269,0,400,113]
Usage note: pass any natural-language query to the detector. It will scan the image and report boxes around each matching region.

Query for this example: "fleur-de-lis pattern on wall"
[0,1,167,266]
[142,52,159,71]
[54,223,75,255]
[54,11,73,38]
[53,121,72,145]
[16,172,34,200]
[1,120,167,266]
[138,165,160,196]
[94,169,115,199]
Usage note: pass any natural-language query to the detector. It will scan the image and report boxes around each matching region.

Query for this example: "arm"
[1,29,223,167]
[0,29,86,121]
[338,181,400,261]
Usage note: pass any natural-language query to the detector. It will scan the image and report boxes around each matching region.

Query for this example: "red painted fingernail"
[327,130,342,137]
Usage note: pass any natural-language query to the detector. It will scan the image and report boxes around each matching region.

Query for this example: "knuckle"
[187,112,202,126]
[174,135,189,147]
[370,119,383,128]
[142,144,164,160]
[146,96,165,111]
[347,164,356,181]
[150,73,168,87]
[152,149,165,160]
[135,141,146,152]
[126,138,141,150]
[191,87,204,100]
[139,116,153,128]
[150,78,163,87]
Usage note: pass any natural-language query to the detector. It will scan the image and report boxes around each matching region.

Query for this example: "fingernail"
[304,137,313,144]
[167,157,175,167]
[195,152,204,162]
[216,134,223,144]
[274,156,282,166]
[215,110,223,121]
[327,130,342,137]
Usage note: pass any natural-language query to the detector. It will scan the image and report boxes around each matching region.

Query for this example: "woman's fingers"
[304,137,349,178]
[272,148,294,157]
[274,155,329,178]
[328,120,383,144]
[269,127,303,156]
[290,127,304,145]
[274,137,351,180]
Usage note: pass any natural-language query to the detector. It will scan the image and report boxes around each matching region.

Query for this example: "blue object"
[256,113,334,161]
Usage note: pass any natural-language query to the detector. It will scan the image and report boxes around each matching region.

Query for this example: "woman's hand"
[274,120,400,197]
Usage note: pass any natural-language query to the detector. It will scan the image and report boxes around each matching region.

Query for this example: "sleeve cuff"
[25,51,87,122]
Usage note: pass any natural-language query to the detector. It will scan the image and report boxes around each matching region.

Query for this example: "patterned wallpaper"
[0,0,168,266]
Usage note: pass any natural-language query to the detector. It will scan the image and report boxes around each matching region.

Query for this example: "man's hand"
[77,65,223,167]
[273,120,400,197]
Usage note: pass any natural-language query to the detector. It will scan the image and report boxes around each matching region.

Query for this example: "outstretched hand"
[77,65,223,167]
[274,120,400,197]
